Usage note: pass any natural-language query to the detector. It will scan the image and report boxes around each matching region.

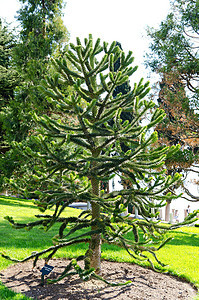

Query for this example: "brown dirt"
[0,259,197,300]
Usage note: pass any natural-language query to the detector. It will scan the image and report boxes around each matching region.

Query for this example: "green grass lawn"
[0,196,199,299]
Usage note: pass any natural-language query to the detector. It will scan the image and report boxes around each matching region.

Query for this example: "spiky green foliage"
[3,35,197,284]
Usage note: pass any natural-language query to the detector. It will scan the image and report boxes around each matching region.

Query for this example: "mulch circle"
[0,259,197,299]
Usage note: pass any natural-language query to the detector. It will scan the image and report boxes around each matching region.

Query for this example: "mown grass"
[0,282,32,300]
[0,196,199,299]
[0,196,81,269]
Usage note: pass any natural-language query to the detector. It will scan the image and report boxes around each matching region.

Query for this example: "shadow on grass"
[0,220,58,249]
[0,197,36,210]
[0,217,88,254]
[0,196,80,250]
[1,196,199,269]
[166,229,199,247]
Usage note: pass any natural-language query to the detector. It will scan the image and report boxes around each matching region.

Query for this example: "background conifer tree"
[13,0,69,120]
[0,0,69,192]
[3,35,197,283]
[0,20,22,186]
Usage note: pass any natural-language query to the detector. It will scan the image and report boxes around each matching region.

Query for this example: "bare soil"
[0,259,197,300]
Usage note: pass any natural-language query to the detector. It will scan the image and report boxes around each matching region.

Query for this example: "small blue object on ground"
[40,264,54,276]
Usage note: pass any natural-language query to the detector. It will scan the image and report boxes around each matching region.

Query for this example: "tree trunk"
[165,200,171,222]
[89,177,101,274]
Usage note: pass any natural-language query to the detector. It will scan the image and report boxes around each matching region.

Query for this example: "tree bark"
[89,177,101,274]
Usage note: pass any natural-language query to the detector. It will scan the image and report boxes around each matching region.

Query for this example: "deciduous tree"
[145,0,199,201]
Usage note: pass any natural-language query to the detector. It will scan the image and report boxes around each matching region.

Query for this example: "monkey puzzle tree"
[3,35,197,283]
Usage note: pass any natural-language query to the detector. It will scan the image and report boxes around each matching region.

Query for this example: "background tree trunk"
[165,200,171,222]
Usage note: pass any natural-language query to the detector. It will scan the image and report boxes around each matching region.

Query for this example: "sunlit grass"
[0,196,80,269]
[157,227,199,288]
[0,195,199,299]
[0,281,32,300]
